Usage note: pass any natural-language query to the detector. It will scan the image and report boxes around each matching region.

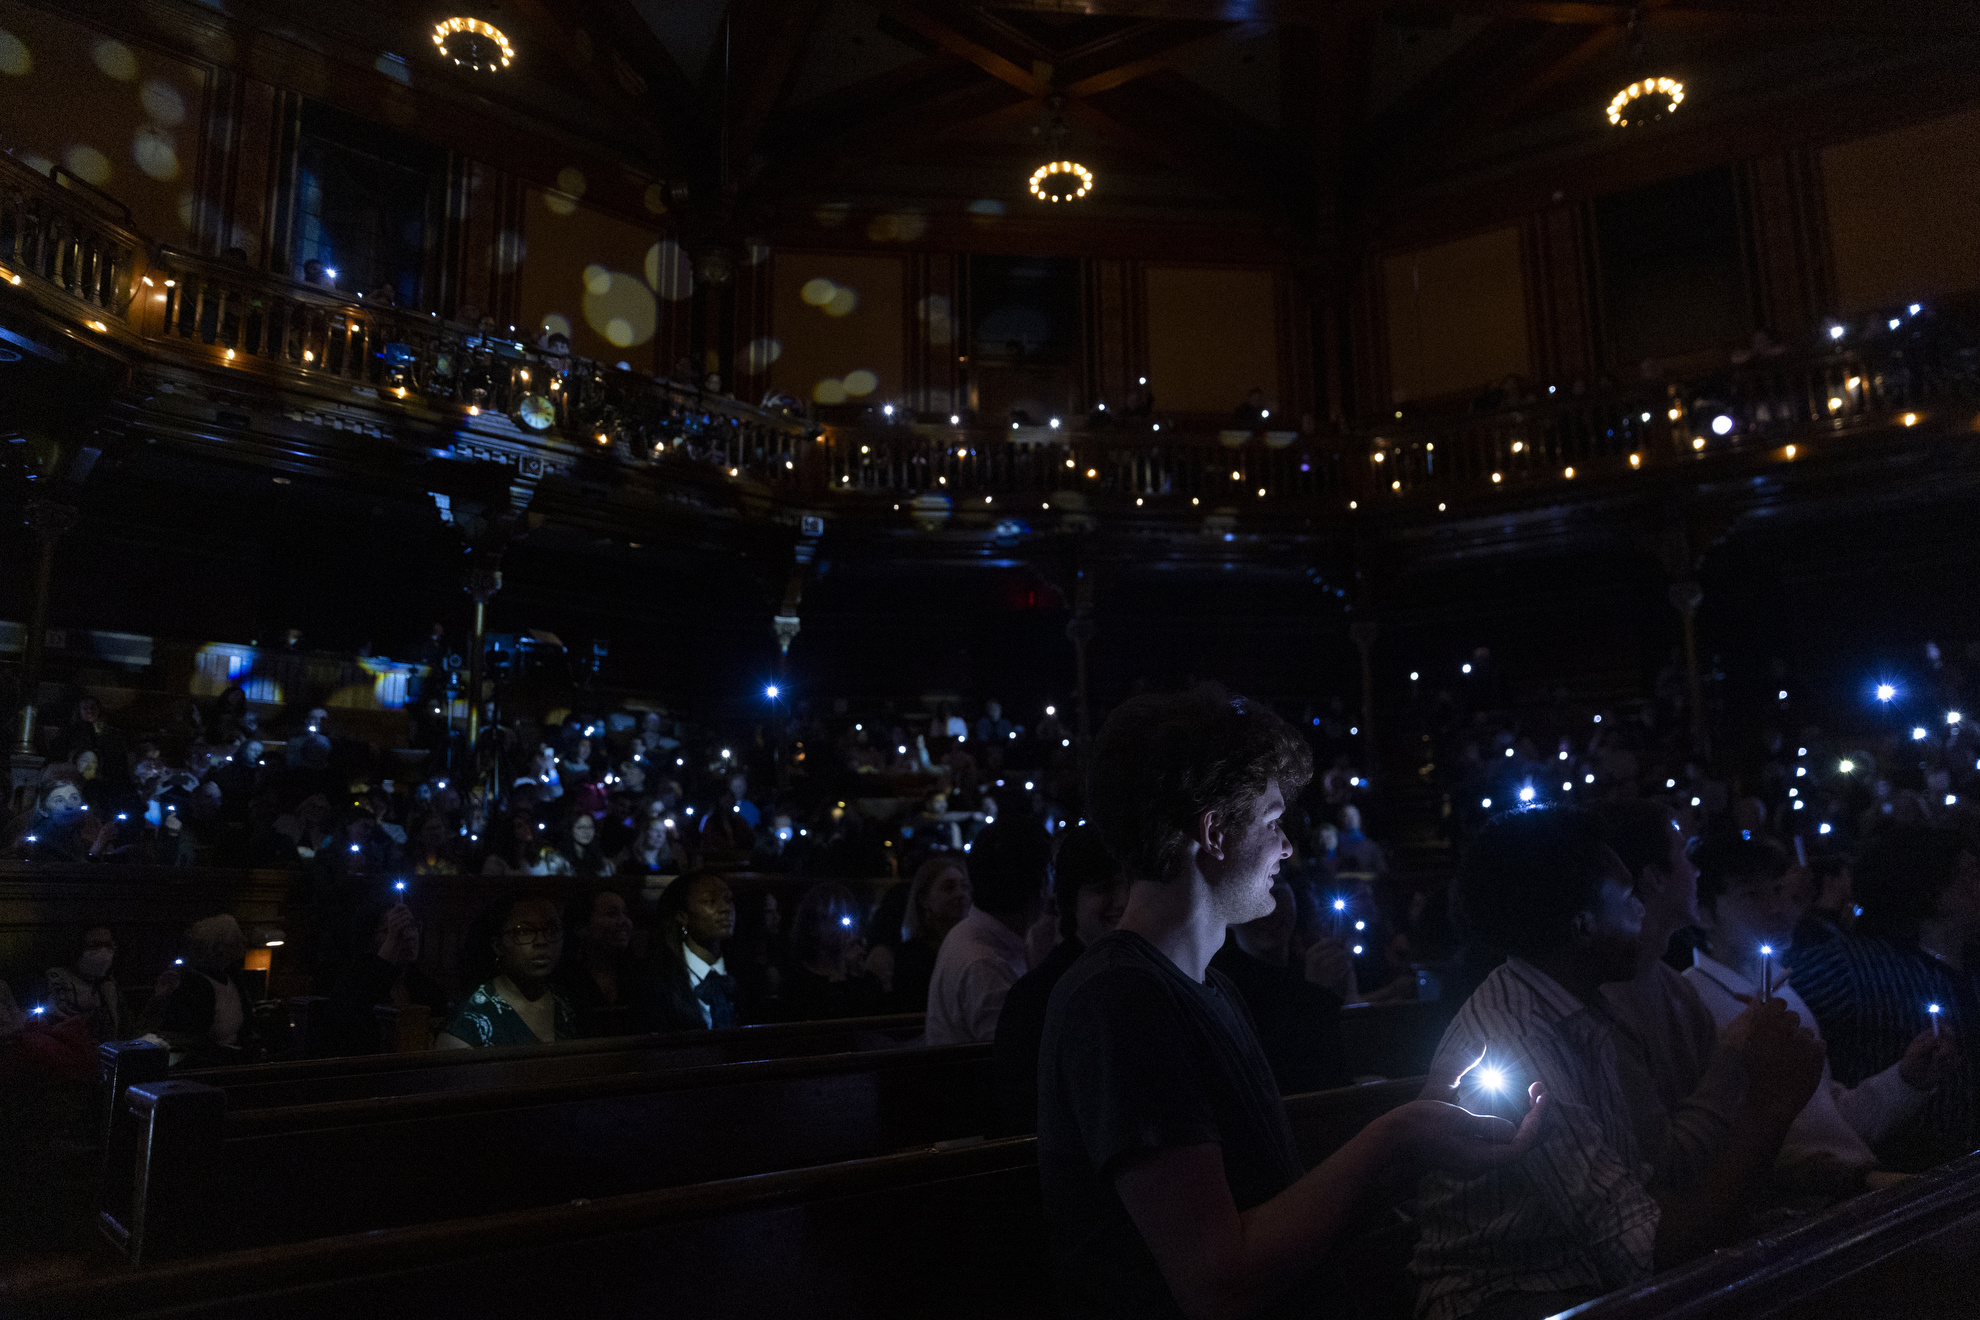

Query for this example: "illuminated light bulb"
[1512,441,1524,453]
[1438,502,1446,511]
[1877,684,1896,702]
[1353,944,1364,955]
[1785,444,1796,458]
[1348,500,1357,509]
[950,414,960,424]
[1914,727,1928,741]
[1950,711,1963,725]
[1481,798,1492,809]
[1693,437,1707,450]
[765,684,780,698]
[1464,664,1474,675]
[1333,899,1347,913]
[1629,453,1642,468]
[1372,451,1385,463]
[1840,759,1856,773]
[1519,786,1536,803]
[1903,413,1919,426]
[1491,472,1502,483]
[1478,1066,1505,1092]
[1391,480,1401,490]
[1563,466,1575,479]
[1828,397,1843,411]
[1890,318,1901,330]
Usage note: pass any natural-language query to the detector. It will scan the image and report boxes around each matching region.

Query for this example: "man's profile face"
[1211,780,1292,925]
[1583,851,1646,982]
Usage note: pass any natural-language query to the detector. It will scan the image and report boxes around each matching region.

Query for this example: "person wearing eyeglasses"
[437,894,578,1048]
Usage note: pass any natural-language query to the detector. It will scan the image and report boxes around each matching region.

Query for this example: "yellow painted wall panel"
[1824,106,1980,314]
[0,0,209,245]
[1384,227,1528,404]
[769,252,904,405]
[518,187,674,370]
[1144,266,1278,414]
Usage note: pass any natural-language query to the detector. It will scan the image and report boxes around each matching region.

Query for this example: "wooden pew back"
[30,1078,1427,1319]
[106,1041,996,1262]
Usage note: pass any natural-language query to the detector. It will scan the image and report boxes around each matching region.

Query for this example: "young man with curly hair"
[1038,686,1547,1320]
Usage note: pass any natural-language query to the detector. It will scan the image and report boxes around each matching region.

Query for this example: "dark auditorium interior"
[5,0,1980,1314]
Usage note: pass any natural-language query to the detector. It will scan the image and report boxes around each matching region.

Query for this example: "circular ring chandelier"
[1607,76,1683,127]
[433,17,514,73]
[1029,160,1094,204]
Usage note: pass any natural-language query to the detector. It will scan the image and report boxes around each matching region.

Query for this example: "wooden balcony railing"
[0,156,142,322]
[4,147,1974,522]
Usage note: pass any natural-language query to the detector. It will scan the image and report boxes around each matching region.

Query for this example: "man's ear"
[1194,809,1226,862]
[1568,909,1596,945]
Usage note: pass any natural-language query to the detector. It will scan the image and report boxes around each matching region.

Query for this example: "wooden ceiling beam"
[867,0,1053,97]
[728,0,834,166]
[1062,21,1266,97]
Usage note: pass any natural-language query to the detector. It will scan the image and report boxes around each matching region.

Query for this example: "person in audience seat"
[46,926,123,1043]
[556,887,654,1035]
[994,824,1127,1133]
[926,818,1050,1046]
[1587,800,1758,1193]
[1788,825,1980,1171]
[328,899,449,1052]
[1210,877,1353,1095]
[1683,833,1952,1199]
[868,855,972,1015]
[558,811,616,878]
[778,881,882,1021]
[10,767,94,862]
[619,811,689,877]
[1040,686,1548,1320]
[650,871,741,1030]
[1412,806,1823,1320]
[146,914,260,1066]
[437,894,577,1048]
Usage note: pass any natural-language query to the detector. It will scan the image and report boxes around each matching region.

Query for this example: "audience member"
[482,812,569,876]
[867,856,971,1014]
[1789,825,1980,1171]
[558,813,616,878]
[1210,877,1353,1094]
[1794,855,1857,949]
[1684,833,1951,1198]
[1589,800,1753,1193]
[1413,806,1821,1320]
[619,813,688,877]
[1042,686,1542,1320]
[45,926,122,1043]
[556,887,650,1035]
[649,871,741,1031]
[11,768,93,862]
[437,893,577,1048]
[322,899,448,1053]
[994,825,1126,1132]
[926,817,1050,1046]
[779,881,881,1022]
[145,914,259,1066]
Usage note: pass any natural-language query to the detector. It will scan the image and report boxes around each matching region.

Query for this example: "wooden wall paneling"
[732,243,777,400]
[1737,147,1836,339]
[224,79,278,268]
[1519,203,1600,386]
[1351,261,1388,424]
[262,90,303,278]
[488,171,527,333]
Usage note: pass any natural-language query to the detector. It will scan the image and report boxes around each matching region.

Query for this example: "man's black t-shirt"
[1038,929,1308,1320]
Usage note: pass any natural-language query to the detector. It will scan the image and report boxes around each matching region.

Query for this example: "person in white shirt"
[1681,833,1955,1198]
[925,819,1051,1046]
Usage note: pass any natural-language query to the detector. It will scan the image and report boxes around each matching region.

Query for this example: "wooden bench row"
[24,1077,1427,1319]
[35,1128,1980,1320]
[103,1040,999,1263]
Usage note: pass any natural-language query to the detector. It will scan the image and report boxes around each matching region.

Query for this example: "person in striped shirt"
[1411,806,1824,1320]
[1787,825,1980,1171]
